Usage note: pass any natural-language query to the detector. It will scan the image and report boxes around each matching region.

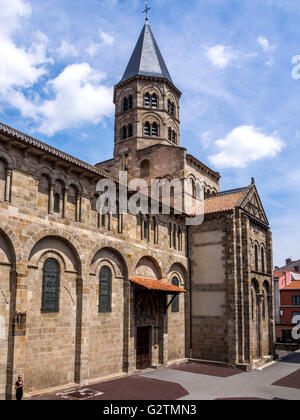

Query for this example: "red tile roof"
[282,281,300,290]
[130,277,186,294]
[204,189,247,215]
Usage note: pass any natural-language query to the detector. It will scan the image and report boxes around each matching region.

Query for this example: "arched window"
[54,192,60,213]
[168,127,172,141]
[254,244,259,272]
[128,124,133,138]
[152,122,158,137]
[171,277,180,312]
[144,93,151,108]
[99,266,112,313]
[128,95,133,109]
[123,97,129,112]
[122,126,127,140]
[140,160,150,178]
[178,228,182,251]
[152,94,158,108]
[171,102,175,116]
[190,178,196,197]
[172,131,177,144]
[41,258,60,313]
[261,247,265,273]
[169,224,172,248]
[143,219,149,241]
[144,122,151,136]
[168,100,171,114]
[251,288,255,320]
[262,289,266,320]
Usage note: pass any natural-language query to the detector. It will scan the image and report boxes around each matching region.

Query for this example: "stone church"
[0,20,275,399]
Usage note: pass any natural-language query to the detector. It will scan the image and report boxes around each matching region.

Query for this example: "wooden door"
[136,327,150,370]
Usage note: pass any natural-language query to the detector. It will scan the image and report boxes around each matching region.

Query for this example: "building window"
[144,122,151,136]
[128,95,133,109]
[251,289,255,320]
[172,131,177,144]
[122,126,127,140]
[54,193,60,213]
[261,247,265,273]
[254,244,259,272]
[144,93,151,108]
[282,330,293,343]
[41,259,60,313]
[99,266,112,313]
[123,97,129,112]
[152,94,158,108]
[152,122,158,137]
[292,296,300,306]
[128,124,133,138]
[171,277,180,313]
[140,160,150,178]
[173,225,177,249]
[168,100,175,116]
[262,290,266,320]
[143,219,149,241]
[292,312,300,324]
[168,127,172,141]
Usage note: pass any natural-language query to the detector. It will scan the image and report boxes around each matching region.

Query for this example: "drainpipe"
[187,225,193,358]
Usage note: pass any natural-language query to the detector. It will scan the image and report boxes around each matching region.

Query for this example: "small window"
[251,289,255,320]
[168,127,172,141]
[99,266,112,313]
[292,296,300,306]
[168,100,171,114]
[101,213,106,229]
[173,225,177,249]
[122,126,127,140]
[41,259,60,313]
[144,93,151,108]
[54,193,60,213]
[128,95,133,109]
[143,220,149,241]
[171,277,180,313]
[254,244,259,272]
[123,97,129,112]
[172,131,177,144]
[261,247,265,273]
[128,124,133,138]
[152,122,158,137]
[140,160,150,178]
[152,94,158,108]
[292,312,300,324]
[171,102,175,116]
[144,122,151,137]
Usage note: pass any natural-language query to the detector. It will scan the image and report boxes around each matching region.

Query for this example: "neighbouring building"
[0,18,275,400]
[275,271,300,343]
[275,258,300,274]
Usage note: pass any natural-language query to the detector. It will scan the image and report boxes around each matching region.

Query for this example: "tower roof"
[120,21,173,84]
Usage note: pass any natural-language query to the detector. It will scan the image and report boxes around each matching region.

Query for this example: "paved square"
[31,351,300,401]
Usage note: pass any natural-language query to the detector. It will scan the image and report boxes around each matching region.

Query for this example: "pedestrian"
[15,375,24,401]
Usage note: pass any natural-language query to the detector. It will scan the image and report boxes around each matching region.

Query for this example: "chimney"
[286,258,292,266]
[251,177,255,185]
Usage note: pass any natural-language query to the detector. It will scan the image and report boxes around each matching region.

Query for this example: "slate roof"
[120,21,173,84]
[204,187,249,215]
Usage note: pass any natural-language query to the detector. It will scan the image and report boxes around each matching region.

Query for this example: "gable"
[238,186,269,225]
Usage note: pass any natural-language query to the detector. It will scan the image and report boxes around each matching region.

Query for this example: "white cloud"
[0,0,50,95]
[86,29,115,57]
[257,36,276,52]
[33,63,114,136]
[209,126,285,168]
[99,30,115,46]
[57,40,78,58]
[206,45,238,68]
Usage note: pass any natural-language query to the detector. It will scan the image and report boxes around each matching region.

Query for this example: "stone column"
[5,169,12,202]
[266,230,275,356]
[49,184,54,214]
[76,195,81,222]
[63,188,68,218]
[6,263,28,400]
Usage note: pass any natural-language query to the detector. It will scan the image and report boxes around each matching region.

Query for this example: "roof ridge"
[208,186,250,198]
[0,121,117,181]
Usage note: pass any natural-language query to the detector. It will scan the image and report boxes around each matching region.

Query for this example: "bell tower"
[113,19,182,163]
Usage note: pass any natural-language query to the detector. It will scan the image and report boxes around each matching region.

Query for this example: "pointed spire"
[120,22,173,84]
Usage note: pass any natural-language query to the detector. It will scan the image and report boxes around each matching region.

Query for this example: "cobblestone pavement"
[31,351,300,401]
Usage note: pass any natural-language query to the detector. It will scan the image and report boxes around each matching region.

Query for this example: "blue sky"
[0,0,300,266]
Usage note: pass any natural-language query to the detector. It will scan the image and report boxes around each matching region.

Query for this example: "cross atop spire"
[143,1,151,21]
